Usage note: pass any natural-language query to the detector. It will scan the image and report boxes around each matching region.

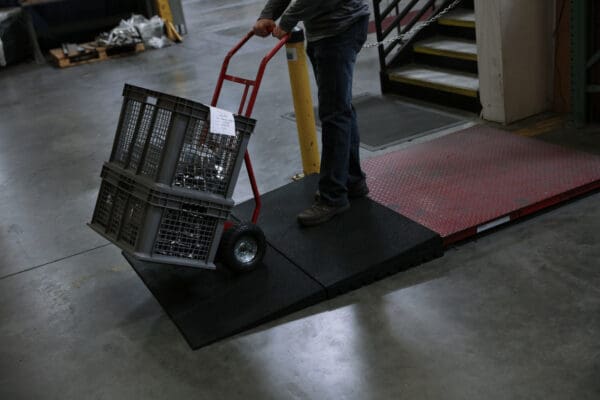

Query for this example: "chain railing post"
[571,0,588,127]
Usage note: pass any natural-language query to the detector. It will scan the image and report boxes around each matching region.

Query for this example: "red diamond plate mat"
[363,126,600,245]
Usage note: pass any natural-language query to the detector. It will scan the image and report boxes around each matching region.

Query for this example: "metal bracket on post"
[285,27,320,175]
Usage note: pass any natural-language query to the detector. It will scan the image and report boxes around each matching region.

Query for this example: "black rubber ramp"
[124,248,326,349]
[235,175,443,296]
[125,175,442,349]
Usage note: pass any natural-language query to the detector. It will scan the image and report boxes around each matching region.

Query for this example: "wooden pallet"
[49,42,145,68]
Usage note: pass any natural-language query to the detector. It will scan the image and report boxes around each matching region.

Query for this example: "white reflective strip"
[477,216,511,233]
[0,38,6,67]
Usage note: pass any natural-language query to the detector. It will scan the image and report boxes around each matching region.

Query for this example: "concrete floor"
[1,1,599,399]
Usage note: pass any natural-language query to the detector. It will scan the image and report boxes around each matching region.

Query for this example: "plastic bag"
[96,18,141,47]
[147,35,172,49]
[136,15,164,43]
[95,14,171,48]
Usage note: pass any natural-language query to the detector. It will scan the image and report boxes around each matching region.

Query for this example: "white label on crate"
[146,96,158,105]
[209,106,236,137]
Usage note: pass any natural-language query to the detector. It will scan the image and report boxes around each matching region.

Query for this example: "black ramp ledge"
[234,174,443,296]
[124,247,326,350]
[125,175,443,349]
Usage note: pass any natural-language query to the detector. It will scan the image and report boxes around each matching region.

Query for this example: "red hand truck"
[213,31,289,272]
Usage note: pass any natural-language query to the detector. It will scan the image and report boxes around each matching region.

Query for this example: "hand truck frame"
[214,31,289,272]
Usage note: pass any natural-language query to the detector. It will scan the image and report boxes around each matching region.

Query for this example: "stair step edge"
[438,9,476,28]
[413,37,478,61]
[388,67,479,97]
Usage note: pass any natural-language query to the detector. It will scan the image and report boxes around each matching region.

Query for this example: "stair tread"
[389,65,479,92]
[414,36,477,57]
[438,9,476,27]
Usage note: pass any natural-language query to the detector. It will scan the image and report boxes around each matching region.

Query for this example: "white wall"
[475,0,555,123]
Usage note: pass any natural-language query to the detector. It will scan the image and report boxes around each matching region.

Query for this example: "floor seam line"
[0,243,112,281]
[267,243,328,292]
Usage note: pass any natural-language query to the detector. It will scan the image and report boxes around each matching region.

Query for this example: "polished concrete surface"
[1,0,599,398]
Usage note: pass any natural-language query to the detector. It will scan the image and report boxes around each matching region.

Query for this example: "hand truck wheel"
[219,222,266,273]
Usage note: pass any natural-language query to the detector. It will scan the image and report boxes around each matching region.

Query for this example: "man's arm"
[255,0,336,38]
[276,0,328,34]
[254,0,291,37]
[259,0,292,21]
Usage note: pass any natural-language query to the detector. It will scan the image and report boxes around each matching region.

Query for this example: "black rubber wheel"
[219,223,266,273]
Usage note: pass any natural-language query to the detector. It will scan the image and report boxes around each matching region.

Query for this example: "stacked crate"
[90,84,255,268]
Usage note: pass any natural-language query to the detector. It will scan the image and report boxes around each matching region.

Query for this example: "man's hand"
[272,26,288,39]
[253,19,276,37]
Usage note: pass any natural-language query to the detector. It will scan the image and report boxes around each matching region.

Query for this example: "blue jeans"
[306,15,369,207]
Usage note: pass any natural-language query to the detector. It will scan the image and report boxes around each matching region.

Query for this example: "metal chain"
[363,0,463,48]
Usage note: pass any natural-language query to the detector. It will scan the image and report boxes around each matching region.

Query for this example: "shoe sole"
[297,204,351,227]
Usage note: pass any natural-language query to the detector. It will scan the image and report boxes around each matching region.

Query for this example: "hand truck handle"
[210,30,289,117]
[210,31,290,225]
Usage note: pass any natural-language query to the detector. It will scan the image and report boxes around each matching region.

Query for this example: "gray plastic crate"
[110,84,256,199]
[90,163,233,269]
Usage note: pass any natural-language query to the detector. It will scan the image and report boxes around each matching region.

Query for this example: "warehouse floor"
[1,1,599,399]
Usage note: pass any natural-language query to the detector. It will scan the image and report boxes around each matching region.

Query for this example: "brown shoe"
[297,200,350,227]
[348,180,369,199]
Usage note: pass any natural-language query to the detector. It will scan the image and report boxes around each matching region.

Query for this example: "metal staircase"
[373,0,481,112]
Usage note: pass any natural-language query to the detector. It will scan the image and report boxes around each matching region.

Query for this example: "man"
[253,0,370,227]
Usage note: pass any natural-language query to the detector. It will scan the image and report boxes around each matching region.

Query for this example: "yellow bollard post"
[285,28,320,175]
